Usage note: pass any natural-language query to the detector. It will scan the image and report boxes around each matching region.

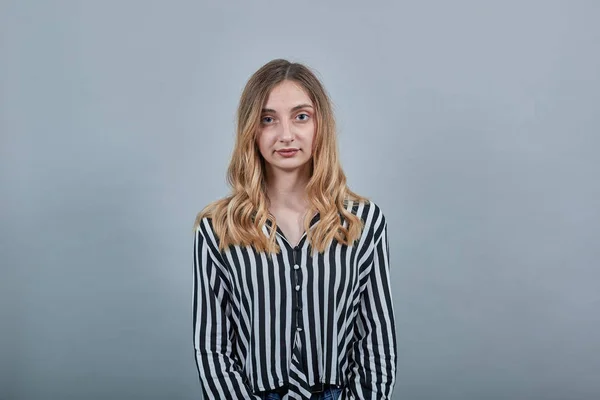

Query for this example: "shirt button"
[295,285,300,291]
[293,264,300,270]
[297,327,303,332]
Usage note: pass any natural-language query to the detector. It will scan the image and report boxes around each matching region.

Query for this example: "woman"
[192,59,397,400]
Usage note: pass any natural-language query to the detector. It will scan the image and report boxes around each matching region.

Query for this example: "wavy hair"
[192,58,369,256]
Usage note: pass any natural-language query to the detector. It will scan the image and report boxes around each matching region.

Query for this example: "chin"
[271,158,311,171]
[276,162,304,170]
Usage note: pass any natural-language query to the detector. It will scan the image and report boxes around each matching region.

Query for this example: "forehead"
[263,80,313,109]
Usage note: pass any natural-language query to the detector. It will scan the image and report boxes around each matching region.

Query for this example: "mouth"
[276,149,299,157]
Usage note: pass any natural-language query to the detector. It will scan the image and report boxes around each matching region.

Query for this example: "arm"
[192,221,261,399]
[344,218,398,399]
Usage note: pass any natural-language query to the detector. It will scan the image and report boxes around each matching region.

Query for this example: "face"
[256,80,316,176]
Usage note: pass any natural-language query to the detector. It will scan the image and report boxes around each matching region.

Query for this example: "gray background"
[1,1,598,399]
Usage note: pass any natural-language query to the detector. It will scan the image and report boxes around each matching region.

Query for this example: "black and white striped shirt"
[192,200,397,399]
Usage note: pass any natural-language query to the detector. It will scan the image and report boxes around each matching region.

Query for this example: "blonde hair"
[193,58,369,256]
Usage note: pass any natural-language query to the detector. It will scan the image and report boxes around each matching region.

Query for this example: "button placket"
[292,246,304,334]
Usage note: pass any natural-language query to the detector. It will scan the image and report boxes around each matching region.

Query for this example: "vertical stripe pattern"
[192,200,397,399]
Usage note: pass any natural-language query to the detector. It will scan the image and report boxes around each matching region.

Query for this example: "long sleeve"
[343,219,398,399]
[192,224,262,399]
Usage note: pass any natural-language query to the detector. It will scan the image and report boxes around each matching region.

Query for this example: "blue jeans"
[262,386,342,400]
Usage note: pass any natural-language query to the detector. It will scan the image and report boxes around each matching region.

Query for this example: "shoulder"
[193,201,222,250]
[195,215,215,235]
[194,215,219,247]
[193,195,231,233]
[193,214,229,265]
[346,198,387,246]
[344,198,386,226]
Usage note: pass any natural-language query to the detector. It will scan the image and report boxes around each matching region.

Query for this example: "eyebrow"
[261,103,314,114]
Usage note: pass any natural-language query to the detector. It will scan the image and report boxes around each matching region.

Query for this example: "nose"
[277,119,294,142]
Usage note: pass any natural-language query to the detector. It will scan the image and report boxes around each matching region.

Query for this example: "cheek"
[256,131,273,155]
[299,122,314,140]
[306,124,316,152]
[254,133,264,154]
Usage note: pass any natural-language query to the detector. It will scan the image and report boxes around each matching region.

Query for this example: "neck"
[265,166,311,212]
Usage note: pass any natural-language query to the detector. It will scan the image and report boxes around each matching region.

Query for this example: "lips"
[277,149,299,157]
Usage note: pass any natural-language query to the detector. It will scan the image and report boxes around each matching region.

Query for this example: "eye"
[296,113,310,121]
[261,116,274,124]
